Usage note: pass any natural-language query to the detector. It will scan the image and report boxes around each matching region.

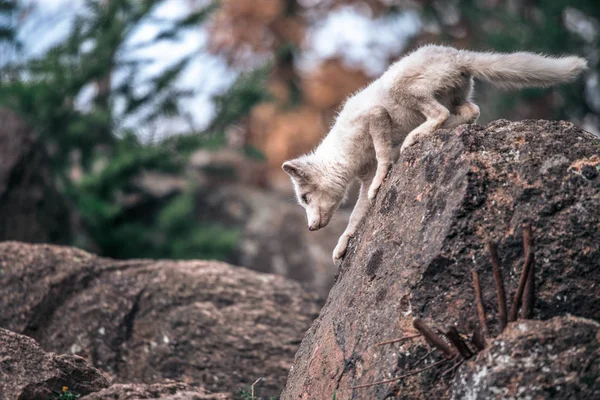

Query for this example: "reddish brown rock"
[0,242,321,397]
[281,120,600,399]
[0,328,109,400]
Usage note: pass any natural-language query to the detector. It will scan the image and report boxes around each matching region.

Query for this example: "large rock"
[0,327,109,400]
[281,120,600,399]
[452,316,600,399]
[0,327,229,400]
[0,108,72,244]
[81,382,229,400]
[0,242,320,397]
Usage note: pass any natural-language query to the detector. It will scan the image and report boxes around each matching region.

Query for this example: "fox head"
[282,156,345,231]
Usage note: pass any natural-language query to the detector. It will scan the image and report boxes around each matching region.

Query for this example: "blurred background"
[0,0,597,296]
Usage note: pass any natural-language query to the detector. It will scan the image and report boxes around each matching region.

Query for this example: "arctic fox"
[282,45,587,263]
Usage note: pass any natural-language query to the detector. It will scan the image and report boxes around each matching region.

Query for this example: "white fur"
[282,45,587,263]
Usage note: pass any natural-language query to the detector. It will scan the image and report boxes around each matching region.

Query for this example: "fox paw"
[333,235,351,264]
[367,183,381,202]
[400,137,417,153]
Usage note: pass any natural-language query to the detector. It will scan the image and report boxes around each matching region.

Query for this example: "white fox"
[282,45,587,263]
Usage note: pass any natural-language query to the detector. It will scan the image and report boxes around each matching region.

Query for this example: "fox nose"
[308,220,320,231]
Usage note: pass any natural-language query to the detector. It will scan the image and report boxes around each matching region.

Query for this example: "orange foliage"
[207,0,291,65]
[248,103,327,190]
[303,58,370,110]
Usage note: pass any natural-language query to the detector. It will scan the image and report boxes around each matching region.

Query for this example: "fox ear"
[282,160,309,182]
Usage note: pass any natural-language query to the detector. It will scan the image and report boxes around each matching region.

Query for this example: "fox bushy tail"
[462,51,588,90]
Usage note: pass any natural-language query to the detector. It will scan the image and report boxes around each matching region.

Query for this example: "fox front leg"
[333,234,351,264]
[367,106,394,202]
[333,176,373,263]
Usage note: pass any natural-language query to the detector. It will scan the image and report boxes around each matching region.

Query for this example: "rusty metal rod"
[413,318,456,358]
[522,250,535,319]
[471,326,486,351]
[471,269,489,338]
[509,224,534,322]
[445,326,474,359]
[487,241,508,331]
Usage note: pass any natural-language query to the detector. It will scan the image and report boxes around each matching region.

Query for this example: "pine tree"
[0,0,248,260]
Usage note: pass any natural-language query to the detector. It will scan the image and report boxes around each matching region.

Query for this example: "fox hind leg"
[401,98,450,152]
[443,102,480,129]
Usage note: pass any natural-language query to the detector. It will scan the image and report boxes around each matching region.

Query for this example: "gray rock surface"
[452,316,600,400]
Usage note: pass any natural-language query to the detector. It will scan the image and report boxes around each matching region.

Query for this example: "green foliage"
[51,387,80,400]
[0,78,115,174]
[156,190,240,260]
[0,1,23,82]
[0,0,183,175]
[209,64,272,132]
[0,0,263,261]
[68,132,239,260]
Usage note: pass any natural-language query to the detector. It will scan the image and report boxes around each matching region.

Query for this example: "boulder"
[0,327,230,400]
[0,327,109,400]
[0,108,72,244]
[0,242,321,397]
[80,382,229,399]
[281,120,600,399]
[452,316,600,399]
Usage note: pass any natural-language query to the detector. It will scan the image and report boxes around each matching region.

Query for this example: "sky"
[18,0,235,139]
[301,6,420,76]
[15,0,421,140]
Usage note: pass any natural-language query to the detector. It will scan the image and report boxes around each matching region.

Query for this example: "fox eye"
[301,193,310,204]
